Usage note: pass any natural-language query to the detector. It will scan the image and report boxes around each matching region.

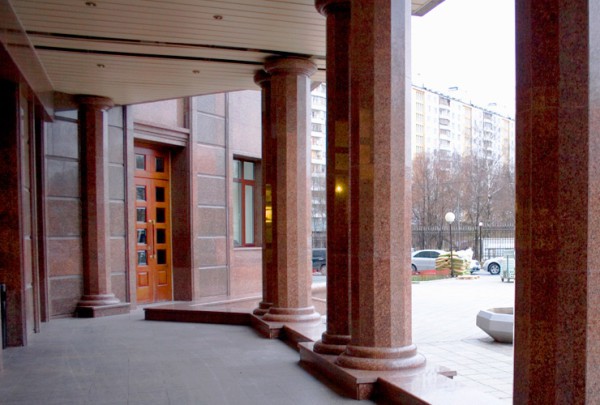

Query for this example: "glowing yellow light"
[335,185,343,193]
[265,207,272,223]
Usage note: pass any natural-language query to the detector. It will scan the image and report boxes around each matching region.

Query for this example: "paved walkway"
[0,272,514,404]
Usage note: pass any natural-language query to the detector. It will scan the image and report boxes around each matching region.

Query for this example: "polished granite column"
[514,1,600,402]
[336,0,424,370]
[262,57,320,323]
[76,95,128,317]
[253,70,278,316]
[313,0,352,355]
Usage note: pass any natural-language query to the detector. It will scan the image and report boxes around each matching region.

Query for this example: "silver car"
[483,255,515,276]
[411,249,445,273]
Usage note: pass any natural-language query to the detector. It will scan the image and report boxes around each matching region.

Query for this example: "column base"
[335,343,426,371]
[76,294,129,318]
[313,331,351,355]
[262,306,321,323]
[252,301,272,316]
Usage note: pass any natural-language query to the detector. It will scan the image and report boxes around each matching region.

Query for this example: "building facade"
[411,85,515,168]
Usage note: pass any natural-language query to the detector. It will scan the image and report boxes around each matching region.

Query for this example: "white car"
[483,256,515,276]
[411,249,445,273]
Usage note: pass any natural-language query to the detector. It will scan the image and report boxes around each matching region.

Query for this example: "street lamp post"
[445,212,455,278]
[478,222,483,262]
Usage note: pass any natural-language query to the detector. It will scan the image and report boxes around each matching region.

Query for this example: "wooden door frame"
[128,114,193,306]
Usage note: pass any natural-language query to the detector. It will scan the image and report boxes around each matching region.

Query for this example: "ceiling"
[5,0,444,107]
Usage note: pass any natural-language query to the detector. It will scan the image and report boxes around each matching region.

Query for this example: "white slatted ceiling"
[10,0,441,105]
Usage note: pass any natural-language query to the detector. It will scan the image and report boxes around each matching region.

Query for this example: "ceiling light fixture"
[97,63,105,68]
[192,70,200,74]
[213,15,223,20]
[85,1,97,7]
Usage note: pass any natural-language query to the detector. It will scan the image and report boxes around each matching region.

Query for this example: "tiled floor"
[0,272,514,404]
[0,312,374,404]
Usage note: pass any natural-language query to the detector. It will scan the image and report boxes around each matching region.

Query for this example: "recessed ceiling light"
[213,15,223,20]
[192,70,200,74]
[97,63,105,68]
[85,1,97,7]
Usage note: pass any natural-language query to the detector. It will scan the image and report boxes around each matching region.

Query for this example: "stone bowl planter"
[476,307,514,343]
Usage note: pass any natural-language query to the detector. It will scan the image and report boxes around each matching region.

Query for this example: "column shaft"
[77,95,121,309]
[336,0,424,370]
[313,0,352,355]
[514,1,600,402]
[254,71,278,315]
[262,57,320,323]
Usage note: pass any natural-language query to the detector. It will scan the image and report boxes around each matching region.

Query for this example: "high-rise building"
[310,84,515,246]
[310,83,327,248]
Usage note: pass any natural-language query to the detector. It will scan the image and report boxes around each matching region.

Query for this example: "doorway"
[134,145,172,303]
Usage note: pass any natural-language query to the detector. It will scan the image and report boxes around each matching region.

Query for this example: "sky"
[411,0,516,116]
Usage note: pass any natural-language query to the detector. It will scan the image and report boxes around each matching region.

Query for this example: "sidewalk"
[413,273,515,402]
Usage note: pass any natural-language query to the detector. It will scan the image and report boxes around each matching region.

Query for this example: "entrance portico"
[2,0,600,402]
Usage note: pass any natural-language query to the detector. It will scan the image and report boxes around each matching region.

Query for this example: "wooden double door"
[134,145,172,303]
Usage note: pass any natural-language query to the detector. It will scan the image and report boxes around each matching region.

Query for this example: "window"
[233,159,256,247]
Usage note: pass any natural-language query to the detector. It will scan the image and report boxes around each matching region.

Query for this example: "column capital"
[264,57,317,77]
[75,95,114,110]
[253,69,272,88]
[315,0,349,16]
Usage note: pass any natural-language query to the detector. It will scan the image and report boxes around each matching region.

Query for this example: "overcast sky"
[412,0,516,116]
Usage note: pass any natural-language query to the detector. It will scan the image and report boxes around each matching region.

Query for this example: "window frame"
[233,158,257,247]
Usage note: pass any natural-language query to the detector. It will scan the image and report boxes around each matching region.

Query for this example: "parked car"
[470,259,481,274]
[411,249,445,273]
[312,248,327,275]
[483,255,515,276]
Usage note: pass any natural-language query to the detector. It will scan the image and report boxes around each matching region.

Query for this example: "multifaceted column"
[313,0,352,355]
[335,0,425,370]
[76,95,124,316]
[262,57,320,323]
[253,70,278,316]
[514,1,600,402]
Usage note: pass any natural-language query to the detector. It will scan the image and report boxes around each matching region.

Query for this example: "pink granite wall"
[107,107,128,303]
[46,109,83,317]
[191,91,263,301]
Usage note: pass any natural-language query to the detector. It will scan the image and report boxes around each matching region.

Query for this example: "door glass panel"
[136,208,146,222]
[156,229,166,244]
[157,249,166,265]
[137,229,147,244]
[136,186,146,201]
[156,187,165,202]
[135,154,145,170]
[137,250,147,265]
[156,208,165,223]
[156,157,165,172]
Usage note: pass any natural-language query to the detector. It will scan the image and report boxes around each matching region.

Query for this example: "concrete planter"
[476,307,514,343]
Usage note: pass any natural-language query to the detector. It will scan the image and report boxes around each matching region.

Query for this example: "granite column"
[335,0,424,370]
[76,95,127,317]
[514,1,600,402]
[253,70,278,316]
[313,0,352,355]
[262,57,320,323]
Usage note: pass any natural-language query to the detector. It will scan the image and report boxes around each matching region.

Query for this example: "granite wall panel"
[229,91,261,157]
[47,238,82,277]
[50,277,82,316]
[196,114,225,146]
[195,267,228,298]
[197,176,226,206]
[194,144,226,176]
[45,115,84,318]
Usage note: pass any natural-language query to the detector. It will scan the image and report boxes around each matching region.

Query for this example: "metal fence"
[412,224,515,261]
[313,224,514,262]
